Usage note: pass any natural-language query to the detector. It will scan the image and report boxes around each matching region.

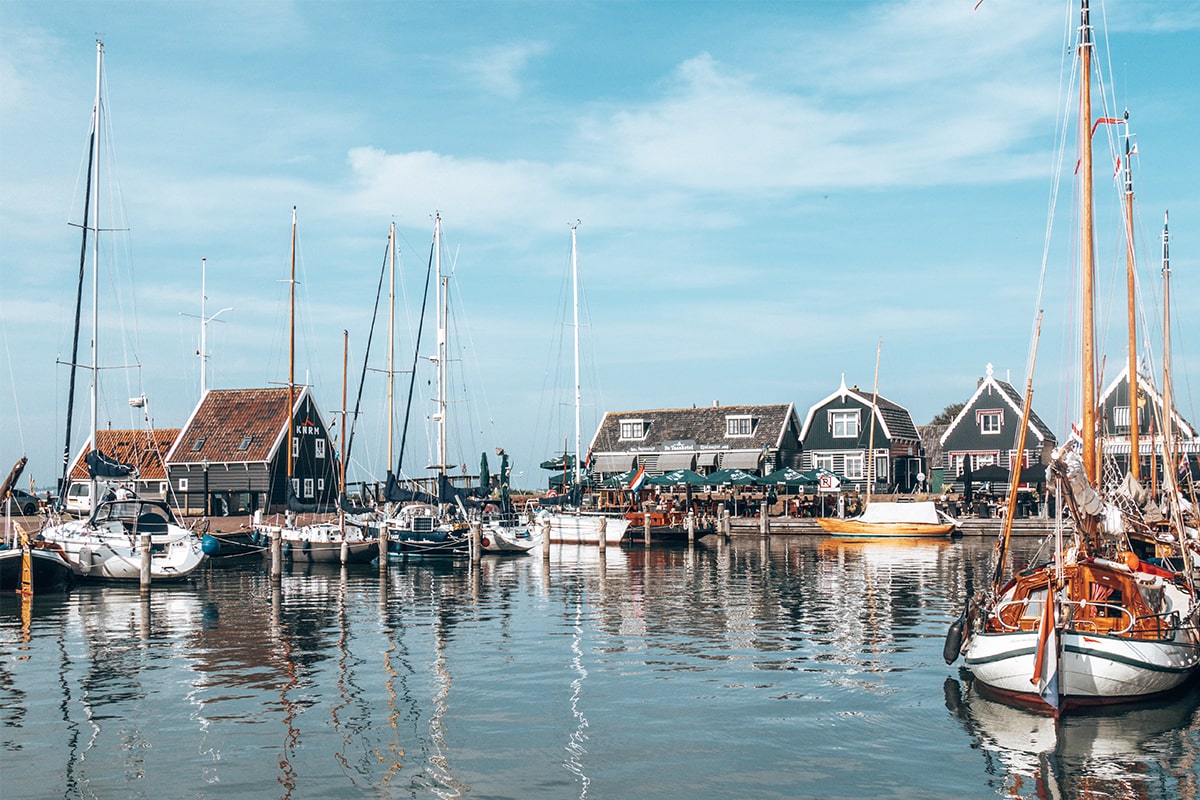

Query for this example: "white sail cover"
[856,501,943,525]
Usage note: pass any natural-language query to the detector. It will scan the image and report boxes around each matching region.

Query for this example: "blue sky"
[2,0,1199,492]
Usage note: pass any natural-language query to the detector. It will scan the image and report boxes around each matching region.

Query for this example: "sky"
[2,0,1199,493]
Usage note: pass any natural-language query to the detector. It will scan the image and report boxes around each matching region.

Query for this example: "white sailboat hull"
[480,520,542,553]
[42,521,206,581]
[963,626,1200,702]
[539,512,630,545]
[253,522,379,564]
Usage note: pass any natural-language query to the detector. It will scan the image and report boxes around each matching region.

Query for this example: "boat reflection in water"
[946,673,1200,798]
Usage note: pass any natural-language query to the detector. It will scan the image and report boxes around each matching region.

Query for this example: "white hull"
[41,520,205,581]
[480,521,542,553]
[253,522,378,564]
[539,512,630,545]
[963,626,1200,703]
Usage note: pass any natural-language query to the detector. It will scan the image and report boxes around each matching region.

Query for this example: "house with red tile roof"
[65,427,181,501]
[164,387,338,515]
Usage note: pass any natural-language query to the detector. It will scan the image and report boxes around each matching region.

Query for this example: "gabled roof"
[166,387,305,465]
[590,403,797,453]
[940,364,1057,446]
[1098,362,1195,438]
[798,376,919,442]
[68,428,181,482]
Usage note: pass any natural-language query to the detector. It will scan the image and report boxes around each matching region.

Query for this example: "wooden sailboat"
[39,41,207,582]
[948,1,1200,711]
[817,342,957,538]
[251,210,378,565]
[536,224,630,546]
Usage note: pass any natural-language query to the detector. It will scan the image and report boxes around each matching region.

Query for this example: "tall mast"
[435,214,447,477]
[387,222,396,470]
[198,257,233,400]
[88,40,103,505]
[1161,212,1174,486]
[287,207,297,484]
[1079,0,1099,485]
[1122,113,1140,480]
[340,330,349,533]
[571,223,581,489]
[866,340,881,504]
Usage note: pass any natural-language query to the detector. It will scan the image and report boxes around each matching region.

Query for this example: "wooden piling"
[377,524,389,572]
[139,532,152,592]
[687,510,695,544]
[470,521,482,564]
[598,516,607,561]
[270,529,282,584]
[643,505,651,547]
[760,501,769,536]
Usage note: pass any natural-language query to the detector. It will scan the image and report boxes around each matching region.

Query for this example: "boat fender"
[201,534,222,556]
[302,539,311,554]
[78,546,93,575]
[943,600,969,664]
[282,541,292,559]
[481,536,491,549]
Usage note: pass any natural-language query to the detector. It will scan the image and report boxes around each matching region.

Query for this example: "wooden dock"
[728,515,1059,538]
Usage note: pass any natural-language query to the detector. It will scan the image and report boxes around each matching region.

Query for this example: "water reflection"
[947,674,1200,798]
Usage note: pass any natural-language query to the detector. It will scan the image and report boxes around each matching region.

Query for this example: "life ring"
[546,489,558,498]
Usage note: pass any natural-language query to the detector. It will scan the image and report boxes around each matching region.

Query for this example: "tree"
[929,402,965,426]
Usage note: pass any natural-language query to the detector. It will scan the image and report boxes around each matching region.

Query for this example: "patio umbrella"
[703,468,761,487]
[761,466,813,490]
[647,469,707,487]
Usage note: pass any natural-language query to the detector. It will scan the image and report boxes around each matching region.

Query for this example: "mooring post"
[687,510,695,544]
[598,516,607,560]
[270,528,282,584]
[542,518,551,563]
[470,521,482,564]
[139,532,152,592]
[643,504,651,547]
[377,524,389,571]
[760,500,769,537]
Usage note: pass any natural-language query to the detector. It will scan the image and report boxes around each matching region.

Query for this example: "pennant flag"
[1069,422,1084,447]
[629,464,647,493]
[1178,454,1189,475]
[1031,589,1060,709]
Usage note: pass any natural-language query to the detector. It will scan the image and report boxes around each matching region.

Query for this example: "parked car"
[3,488,41,516]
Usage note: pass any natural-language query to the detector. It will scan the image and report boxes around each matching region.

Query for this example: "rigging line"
[345,236,391,472]
[396,238,435,477]
[0,299,26,456]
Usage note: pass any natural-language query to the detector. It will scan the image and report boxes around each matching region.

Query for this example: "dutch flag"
[1031,590,1060,710]
[629,464,647,493]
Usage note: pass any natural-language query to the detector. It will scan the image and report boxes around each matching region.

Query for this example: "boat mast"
[287,207,297,490]
[1079,0,1099,486]
[387,222,396,474]
[198,257,232,399]
[571,223,581,491]
[866,340,881,504]
[88,40,103,508]
[434,214,448,479]
[1161,212,1175,492]
[340,330,349,534]
[1122,113,1140,481]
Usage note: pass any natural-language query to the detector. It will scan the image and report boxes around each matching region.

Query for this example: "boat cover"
[856,501,944,525]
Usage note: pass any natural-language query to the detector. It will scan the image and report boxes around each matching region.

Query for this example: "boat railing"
[991,598,1140,636]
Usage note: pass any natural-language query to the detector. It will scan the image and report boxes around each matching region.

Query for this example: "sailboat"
[377,215,537,556]
[946,1,1200,711]
[536,225,630,546]
[0,457,73,592]
[816,343,957,539]
[250,210,378,565]
[38,42,206,582]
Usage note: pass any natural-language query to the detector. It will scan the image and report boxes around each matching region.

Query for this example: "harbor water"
[2,536,1198,799]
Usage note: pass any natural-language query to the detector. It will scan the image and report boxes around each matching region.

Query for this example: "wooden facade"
[939,363,1056,486]
[798,376,925,493]
[585,403,802,481]
[164,387,339,515]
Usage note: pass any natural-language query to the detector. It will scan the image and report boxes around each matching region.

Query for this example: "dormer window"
[829,409,859,438]
[190,437,205,452]
[620,420,647,440]
[977,410,1002,435]
[726,415,754,437]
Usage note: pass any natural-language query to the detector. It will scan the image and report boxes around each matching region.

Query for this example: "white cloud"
[461,41,549,99]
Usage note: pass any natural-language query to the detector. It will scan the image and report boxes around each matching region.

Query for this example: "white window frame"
[619,420,646,440]
[317,478,325,493]
[292,437,300,458]
[844,453,864,480]
[815,454,834,472]
[874,453,889,482]
[178,477,189,492]
[830,409,859,438]
[978,410,1002,435]
[291,478,300,497]
[725,415,753,437]
[315,438,326,459]
[303,478,314,498]
[158,482,169,496]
